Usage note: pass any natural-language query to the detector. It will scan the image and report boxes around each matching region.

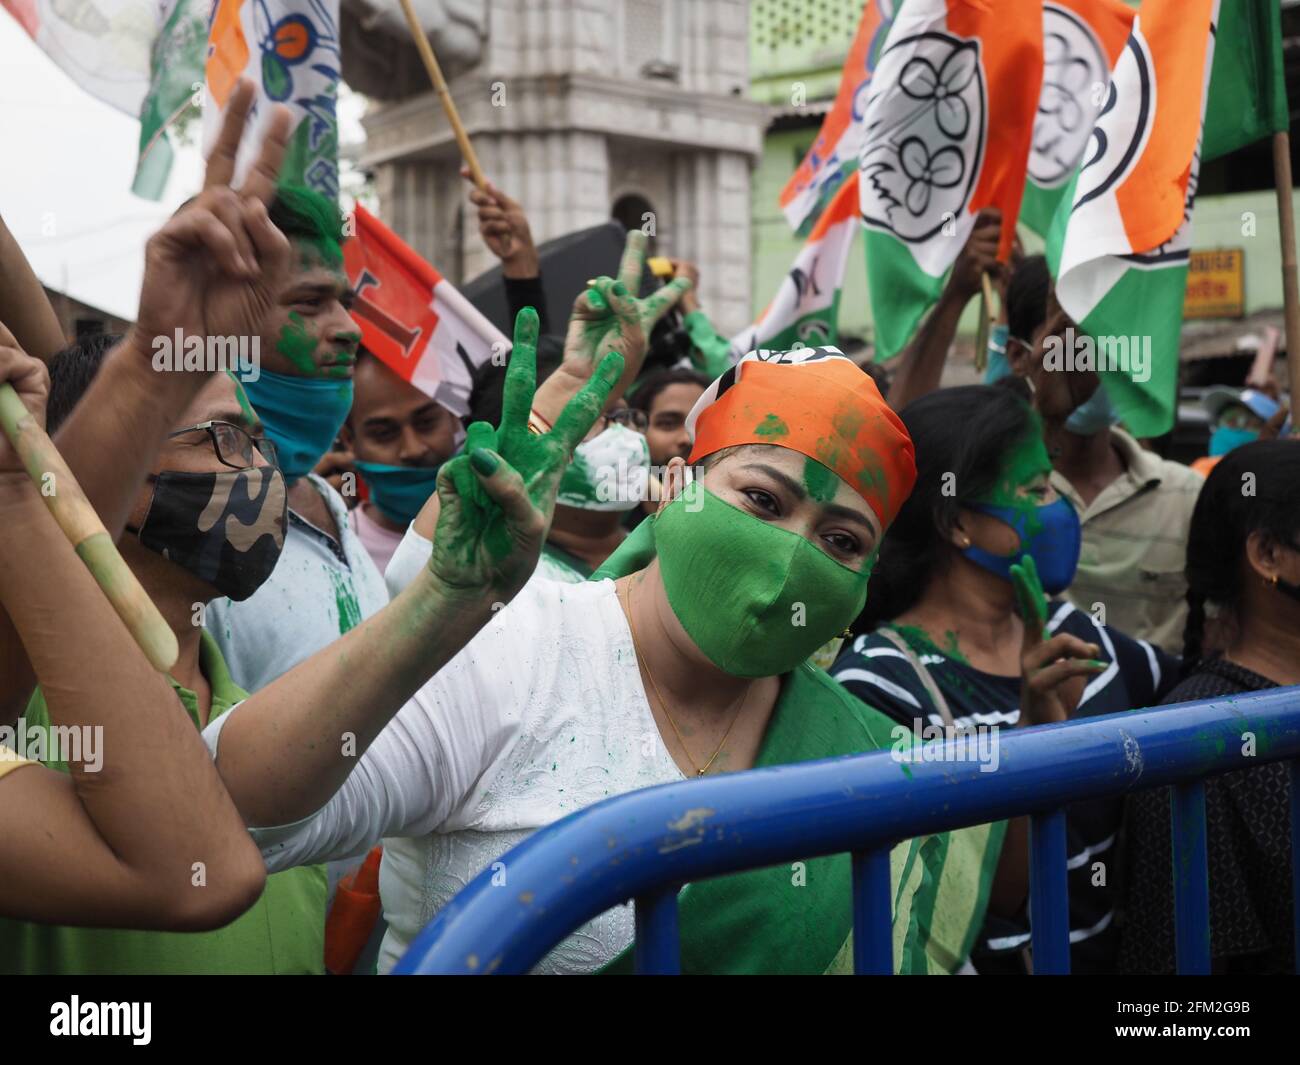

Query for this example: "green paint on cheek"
[754,414,789,439]
[276,311,320,375]
[802,457,840,504]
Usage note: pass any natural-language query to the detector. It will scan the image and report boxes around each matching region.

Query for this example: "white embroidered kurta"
[204,531,684,973]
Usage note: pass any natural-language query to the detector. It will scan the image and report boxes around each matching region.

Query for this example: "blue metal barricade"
[394,689,1300,975]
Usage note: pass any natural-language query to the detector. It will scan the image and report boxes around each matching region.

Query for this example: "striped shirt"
[1052,429,1203,656]
[830,601,1178,973]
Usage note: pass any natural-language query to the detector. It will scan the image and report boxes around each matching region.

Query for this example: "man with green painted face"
[341,348,462,574]
[203,185,390,695]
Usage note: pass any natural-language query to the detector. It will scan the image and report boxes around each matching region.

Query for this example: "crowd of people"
[0,81,1296,976]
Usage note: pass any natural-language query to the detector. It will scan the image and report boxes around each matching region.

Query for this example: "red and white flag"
[342,205,509,418]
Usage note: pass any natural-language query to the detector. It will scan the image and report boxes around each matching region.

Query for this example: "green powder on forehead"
[276,311,319,375]
[754,414,789,439]
[802,456,840,503]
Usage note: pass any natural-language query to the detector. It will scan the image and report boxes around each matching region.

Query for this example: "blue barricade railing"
[394,689,1300,975]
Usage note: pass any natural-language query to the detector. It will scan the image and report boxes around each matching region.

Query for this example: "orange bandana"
[686,347,916,528]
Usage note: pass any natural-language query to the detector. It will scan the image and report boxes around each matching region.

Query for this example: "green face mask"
[653,481,873,678]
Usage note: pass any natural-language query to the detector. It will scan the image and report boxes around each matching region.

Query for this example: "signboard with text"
[1184,248,1245,319]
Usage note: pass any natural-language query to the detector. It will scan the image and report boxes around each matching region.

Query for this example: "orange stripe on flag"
[1114,0,1216,253]
[947,0,1043,260]
[206,0,250,110]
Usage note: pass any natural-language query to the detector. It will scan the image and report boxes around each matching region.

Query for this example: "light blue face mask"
[354,460,442,526]
[1064,379,1119,436]
[1209,425,1259,457]
[241,369,354,484]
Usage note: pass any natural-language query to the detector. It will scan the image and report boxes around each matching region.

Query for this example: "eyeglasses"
[167,420,279,471]
[601,408,649,434]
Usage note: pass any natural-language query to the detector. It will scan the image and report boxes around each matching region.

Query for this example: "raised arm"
[0,213,66,362]
[0,80,293,721]
[208,309,623,828]
[0,335,265,930]
[887,208,1001,410]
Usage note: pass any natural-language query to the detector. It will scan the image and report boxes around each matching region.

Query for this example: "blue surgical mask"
[961,497,1082,595]
[355,460,441,526]
[241,369,354,484]
[1065,379,1119,436]
[1209,425,1259,457]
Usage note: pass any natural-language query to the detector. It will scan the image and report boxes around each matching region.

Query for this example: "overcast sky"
[0,16,366,322]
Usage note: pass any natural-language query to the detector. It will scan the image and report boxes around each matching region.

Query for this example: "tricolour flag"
[204,0,342,202]
[1202,0,1288,162]
[1048,0,1219,439]
[859,0,1043,360]
[1020,0,1134,238]
[731,171,860,357]
[779,0,901,235]
[343,205,510,419]
[3,0,207,199]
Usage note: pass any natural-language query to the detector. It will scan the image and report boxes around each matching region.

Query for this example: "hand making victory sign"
[429,306,624,602]
[132,79,293,355]
[542,229,692,421]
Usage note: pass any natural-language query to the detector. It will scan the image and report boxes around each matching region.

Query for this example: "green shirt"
[0,631,327,975]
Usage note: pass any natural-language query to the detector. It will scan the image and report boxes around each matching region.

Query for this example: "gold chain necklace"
[623,579,749,777]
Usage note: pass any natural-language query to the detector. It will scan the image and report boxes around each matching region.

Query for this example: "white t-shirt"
[205,474,390,693]
[204,559,685,974]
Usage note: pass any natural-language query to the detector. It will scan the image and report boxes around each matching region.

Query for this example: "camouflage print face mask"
[127,466,287,601]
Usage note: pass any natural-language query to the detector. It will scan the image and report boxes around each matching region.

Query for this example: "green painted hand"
[428,306,624,601]
[1013,552,1106,725]
[559,230,693,398]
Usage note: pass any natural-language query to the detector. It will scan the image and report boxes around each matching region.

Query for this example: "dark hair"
[46,333,122,433]
[628,367,709,413]
[269,184,346,264]
[1006,254,1051,347]
[856,384,1040,631]
[1180,440,1300,672]
[466,332,565,427]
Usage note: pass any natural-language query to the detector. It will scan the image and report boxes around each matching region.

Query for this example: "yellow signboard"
[1184,248,1244,319]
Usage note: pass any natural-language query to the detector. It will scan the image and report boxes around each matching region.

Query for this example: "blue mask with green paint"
[355,461,442,526]
[241,368,354,484]
[962,497,1082,595]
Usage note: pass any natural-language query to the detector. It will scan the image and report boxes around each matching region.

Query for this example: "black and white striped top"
[829,600,1178,973]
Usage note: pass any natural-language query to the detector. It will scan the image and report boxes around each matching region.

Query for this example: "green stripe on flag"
[865,228,946,360]
[1203,0,1289,162]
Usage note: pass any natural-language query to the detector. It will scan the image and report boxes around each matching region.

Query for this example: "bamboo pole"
[397,0,488,190]
[0,383,178,672]
[1272,131,1300,427]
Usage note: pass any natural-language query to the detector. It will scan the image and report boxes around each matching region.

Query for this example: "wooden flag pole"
[1272,130,1300,426]
[397,0,488,190]
[973,271,997,375]
[0,383,179,672]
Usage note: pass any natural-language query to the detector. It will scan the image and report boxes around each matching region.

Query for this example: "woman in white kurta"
[202,335,953,973]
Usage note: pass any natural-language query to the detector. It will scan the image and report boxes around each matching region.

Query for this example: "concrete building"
[359,0,768,335]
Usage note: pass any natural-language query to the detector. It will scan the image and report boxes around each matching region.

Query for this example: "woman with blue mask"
[830,384,1179,975]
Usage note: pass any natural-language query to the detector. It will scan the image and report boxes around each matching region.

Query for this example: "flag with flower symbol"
[859,0,1043,360]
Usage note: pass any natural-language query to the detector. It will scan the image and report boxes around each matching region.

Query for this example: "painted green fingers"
[618,229,648,292]
[500,306,539,433]
[1011,553,1048,634]
[549,351,625,454]
[639,275,693,328]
